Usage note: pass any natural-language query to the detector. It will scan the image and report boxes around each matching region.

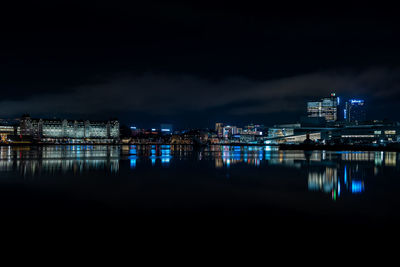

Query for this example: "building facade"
[215,123,224,137]
[307,93,339,122]
[344,99,366,123]
[20,115,119,142]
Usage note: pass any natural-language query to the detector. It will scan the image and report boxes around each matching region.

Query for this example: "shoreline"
[1,142,400,152]
[279,143,400,152]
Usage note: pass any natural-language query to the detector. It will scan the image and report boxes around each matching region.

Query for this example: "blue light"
[161,157,170,164]
[161,129,170,132]
[130,158,137,168]
[130,126,137,129]
[344,109,347,119]
[129,145,137,155]
[350,99,364,104]
[337,97,340,105]
[351,181,364,193]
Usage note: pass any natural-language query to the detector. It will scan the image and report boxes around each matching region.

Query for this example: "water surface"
[1,145,399,225]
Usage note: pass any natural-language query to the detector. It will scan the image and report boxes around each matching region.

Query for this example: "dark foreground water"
[1,145,400,225]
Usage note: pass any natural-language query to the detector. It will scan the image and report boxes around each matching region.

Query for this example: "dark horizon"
[1,1,400,128]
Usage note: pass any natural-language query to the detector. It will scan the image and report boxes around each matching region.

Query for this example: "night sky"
[1,1,400,128]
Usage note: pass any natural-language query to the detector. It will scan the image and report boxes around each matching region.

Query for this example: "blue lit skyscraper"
[344,99,366,123]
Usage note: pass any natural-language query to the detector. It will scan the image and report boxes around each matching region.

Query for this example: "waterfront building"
[222,125,239,138]
[20,115,119,142]
[330,124,398,144]
[0,125,18,142]
[264,122,400,145]
[243,124,264,135]
[215,123,224,137]
[344,99,366,123]
[239,134,256,143]
[268,124,300,137]
[0,119,21,143]
[307,93,339,122]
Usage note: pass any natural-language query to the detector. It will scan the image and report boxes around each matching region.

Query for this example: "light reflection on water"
[0,145,120,176]
[1,145,399,201]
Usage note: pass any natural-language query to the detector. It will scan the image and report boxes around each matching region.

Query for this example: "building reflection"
[121,144,173,168]
[0,146,120,176]
[307,165,366,201]
[203,146,399,201]
[1,145,399,201]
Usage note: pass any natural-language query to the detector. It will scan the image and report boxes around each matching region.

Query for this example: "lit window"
[384,130,396,135]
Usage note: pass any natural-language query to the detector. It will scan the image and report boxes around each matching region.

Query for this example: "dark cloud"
[1,68,399,127]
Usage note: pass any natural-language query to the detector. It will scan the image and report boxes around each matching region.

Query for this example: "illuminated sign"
[350,99,364,104]
[161,129,171,132]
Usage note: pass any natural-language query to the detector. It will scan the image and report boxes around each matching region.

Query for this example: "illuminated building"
[160,124,173,134]
[215,123,224,137]
[215,123,241,139]
[0,125,18,142]
[243,124,264,135]
[307,93,339,122]
[268,124,300,138]
[344,99,366,123]
[222,125,239,138]
[328,123,399,144]
[0,119,21,142]
[20,115,119,142]
[130,126,143,136]
[239,134,255,143]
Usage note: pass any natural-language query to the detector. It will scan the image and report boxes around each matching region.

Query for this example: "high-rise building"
[215,123,224,137]
[307,93,339,122]
[344,99,366,123]
[222,125,238,138]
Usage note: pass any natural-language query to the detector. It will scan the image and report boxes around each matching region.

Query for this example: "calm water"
[1,145,400,224]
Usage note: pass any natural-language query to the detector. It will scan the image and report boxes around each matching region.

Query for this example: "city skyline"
[0,92,376,130]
